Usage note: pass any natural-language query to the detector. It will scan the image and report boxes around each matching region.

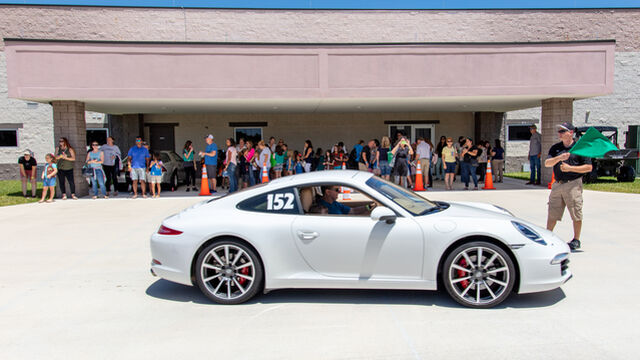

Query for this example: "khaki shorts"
[548,178,584,222]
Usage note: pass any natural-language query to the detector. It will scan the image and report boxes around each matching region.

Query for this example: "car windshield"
[366,176,437,216]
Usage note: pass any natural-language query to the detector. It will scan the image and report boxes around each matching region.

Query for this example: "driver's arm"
[350,202,376,215]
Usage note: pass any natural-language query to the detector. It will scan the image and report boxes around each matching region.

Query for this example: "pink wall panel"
[5,41,614,101]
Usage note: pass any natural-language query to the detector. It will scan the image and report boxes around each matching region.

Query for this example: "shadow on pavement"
[146,279,566,309]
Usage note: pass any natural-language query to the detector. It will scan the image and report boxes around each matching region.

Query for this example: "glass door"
[413,125,435,144]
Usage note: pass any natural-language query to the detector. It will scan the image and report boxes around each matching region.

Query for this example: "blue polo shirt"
[354,144,363,162]
[128,146,150,169]
[319,199,351,215]
[205,143,218,165]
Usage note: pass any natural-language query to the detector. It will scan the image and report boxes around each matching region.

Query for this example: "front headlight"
[512,221,547,245]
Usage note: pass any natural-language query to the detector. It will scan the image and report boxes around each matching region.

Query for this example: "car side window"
[237,187,300,215]
[299,184,380,217]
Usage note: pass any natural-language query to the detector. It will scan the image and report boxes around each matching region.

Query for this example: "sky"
[1,0,638,10]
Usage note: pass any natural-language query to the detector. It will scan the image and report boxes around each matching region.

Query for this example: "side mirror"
[371,206,397,224]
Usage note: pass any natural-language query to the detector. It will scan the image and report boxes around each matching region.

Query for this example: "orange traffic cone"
[342,161,346,170]
[548,172,555,189]
[199,165,211,196]
[482,161,496,190]
[414,161,425,191]
[342,187,352,200]
[261,161,269,183]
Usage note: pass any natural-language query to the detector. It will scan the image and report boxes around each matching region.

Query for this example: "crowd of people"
[17,131,507,201]
[200,132,506,193]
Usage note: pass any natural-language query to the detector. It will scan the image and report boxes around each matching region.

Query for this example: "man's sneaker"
[568,239,581,251]
[525,181,534,185]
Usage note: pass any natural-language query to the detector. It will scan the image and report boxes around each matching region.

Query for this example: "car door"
[291,190,424,280]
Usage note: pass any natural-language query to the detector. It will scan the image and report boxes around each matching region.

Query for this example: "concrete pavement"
[0,188,638,359]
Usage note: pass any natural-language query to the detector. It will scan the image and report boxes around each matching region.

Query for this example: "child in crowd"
[39,153,58,203]
[294,151,304,174]
[148,152,163,198]
[238,148,249,189]
[285,150,295,176]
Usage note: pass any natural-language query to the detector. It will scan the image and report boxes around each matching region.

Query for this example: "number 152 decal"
[266,193,295,211]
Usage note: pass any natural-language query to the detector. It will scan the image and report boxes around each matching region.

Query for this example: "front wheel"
[195,240,263,305]
[442,241,516,308]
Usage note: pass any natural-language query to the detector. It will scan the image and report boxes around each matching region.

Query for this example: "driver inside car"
[318,185,376,215]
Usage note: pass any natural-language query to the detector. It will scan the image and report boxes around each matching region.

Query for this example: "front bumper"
[516,234,573,294]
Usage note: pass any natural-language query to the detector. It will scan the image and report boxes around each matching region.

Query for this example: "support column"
[540,98,573,185]
[52,101,89,197]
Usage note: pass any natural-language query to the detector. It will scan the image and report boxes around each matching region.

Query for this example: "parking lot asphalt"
[0,187,638,359]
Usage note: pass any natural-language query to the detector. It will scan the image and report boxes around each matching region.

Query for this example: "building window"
[87,128,109,146]
[234,127,262,144]
[0,130,18,147]
[507,125,533,141]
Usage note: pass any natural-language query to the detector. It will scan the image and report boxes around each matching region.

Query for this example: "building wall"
[1,5,640,177]
[142,112,474,156]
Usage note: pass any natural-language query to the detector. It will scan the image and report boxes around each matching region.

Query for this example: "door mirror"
[371,206,396,224]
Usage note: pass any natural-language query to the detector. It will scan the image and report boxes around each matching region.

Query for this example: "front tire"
[195,240,263,305]
[442,241,516,308]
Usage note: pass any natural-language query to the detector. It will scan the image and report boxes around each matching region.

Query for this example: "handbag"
[82,165,93,177]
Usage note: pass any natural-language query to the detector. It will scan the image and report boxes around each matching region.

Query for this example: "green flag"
[569,127,618,158]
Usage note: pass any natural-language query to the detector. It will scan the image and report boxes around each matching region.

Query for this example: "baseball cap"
[529,124,537,129]
[23,149,31,156]
[205,134,214,140]
[556,122,575,132]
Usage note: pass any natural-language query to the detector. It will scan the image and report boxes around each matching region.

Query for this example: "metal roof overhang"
[4,39,615,114]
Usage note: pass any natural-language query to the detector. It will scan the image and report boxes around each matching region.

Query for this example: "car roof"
[267,170,373,187]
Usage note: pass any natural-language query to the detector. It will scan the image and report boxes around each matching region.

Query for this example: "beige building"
[1,4,639,194]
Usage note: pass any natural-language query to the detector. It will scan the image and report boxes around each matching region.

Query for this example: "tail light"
[158,225,183,235]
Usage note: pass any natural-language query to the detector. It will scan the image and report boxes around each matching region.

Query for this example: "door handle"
[297,231,319,240]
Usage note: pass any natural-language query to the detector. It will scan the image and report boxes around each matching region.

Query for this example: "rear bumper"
[150,232,195,286]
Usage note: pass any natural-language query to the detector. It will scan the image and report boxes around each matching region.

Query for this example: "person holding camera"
[391,137,414,188]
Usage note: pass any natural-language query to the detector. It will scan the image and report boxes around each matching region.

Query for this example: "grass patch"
[504,172,530,181]
[505,172,640,194]
[0,180,43,207]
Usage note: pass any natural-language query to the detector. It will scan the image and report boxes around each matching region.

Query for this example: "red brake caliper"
[458,258,470,289]
[237,266,250,285]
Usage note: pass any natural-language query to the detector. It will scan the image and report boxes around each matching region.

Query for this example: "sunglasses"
[136,139,142,142]
[558,129,568,134]
[92,143,99,146]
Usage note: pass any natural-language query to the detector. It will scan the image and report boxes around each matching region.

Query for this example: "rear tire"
[442,241,516,308]
[617,165,636,182]
[195,240,263,305]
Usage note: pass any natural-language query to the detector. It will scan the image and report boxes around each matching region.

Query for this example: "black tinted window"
[237,187,300,214]
[160,153,171,163]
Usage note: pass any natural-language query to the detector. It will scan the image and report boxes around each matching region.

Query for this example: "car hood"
[437,201,514,219]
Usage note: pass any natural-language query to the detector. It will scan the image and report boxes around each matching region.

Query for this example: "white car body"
[150,171,571,306]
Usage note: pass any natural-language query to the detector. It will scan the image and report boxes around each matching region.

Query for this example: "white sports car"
[150,171,571,308]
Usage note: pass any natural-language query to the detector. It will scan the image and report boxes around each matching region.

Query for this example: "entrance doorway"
[388,124,435,144]
[149,124,175,151]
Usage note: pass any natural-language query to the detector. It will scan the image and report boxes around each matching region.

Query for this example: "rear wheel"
[617,165,636,182]
[442,241,515,308]
[195,240,263,305]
